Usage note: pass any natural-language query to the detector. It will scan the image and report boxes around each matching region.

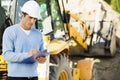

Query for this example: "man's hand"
[35,57,46,63]
[27,49,47,63]
[27,49,39,57]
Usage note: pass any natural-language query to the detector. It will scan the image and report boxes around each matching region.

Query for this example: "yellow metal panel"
[0,55,7,71]
[77,59,94,80]
[47,39,69,55]
[72,68,80,80]
[68,24,88,49]
[64,11,90,49]
[43,35,50,49]
[38,78,47,80]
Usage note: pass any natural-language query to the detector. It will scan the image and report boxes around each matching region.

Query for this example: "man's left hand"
[35,57,46,63]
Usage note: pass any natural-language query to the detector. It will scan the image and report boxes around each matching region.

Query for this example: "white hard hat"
[21,0,41,19]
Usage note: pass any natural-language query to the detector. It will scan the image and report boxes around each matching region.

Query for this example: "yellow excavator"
[0,0,117,80]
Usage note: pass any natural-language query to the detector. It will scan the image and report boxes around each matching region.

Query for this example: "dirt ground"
[94,51,120,80]
[1,51,120,80]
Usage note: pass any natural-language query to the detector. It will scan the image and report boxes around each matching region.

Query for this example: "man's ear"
[20,13,23,18]
[21,13,26,18]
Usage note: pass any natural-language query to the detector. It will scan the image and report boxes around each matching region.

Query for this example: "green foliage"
[36,0,46,4]
[111,0,120,13]
[104,0,111,4]
[104,0,120,13]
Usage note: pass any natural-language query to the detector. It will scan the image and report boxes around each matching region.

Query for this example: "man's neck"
[19,22,30,30]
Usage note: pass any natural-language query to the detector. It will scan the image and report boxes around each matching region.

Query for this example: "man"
[2,1,46,80]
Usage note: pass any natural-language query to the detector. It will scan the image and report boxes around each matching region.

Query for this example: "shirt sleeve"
[2,27,28,62]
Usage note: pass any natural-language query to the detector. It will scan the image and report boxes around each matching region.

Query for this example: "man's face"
[21,13,37,30]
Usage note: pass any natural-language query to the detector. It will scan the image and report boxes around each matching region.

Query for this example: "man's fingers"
[36,57,46,63]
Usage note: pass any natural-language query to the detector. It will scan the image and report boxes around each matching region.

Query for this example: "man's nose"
[31,18,36,23]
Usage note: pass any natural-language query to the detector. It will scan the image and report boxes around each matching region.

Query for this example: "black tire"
[49,53,72,80]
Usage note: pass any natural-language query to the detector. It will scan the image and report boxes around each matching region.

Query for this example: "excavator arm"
[64,10,90,49]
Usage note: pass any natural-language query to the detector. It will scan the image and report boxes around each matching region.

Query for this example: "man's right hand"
[27,49,39,57]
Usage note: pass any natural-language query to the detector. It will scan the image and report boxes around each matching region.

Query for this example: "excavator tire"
[49,52,72,80]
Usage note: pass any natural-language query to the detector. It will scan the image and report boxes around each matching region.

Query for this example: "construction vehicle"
[0,0,117,80]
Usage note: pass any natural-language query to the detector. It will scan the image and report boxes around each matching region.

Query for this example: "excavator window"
[36,0,65,40]
[8,0,66,40]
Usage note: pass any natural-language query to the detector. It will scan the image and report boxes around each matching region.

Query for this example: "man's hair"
[22,12,28,16]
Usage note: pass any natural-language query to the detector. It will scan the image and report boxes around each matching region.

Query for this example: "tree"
[111,0,120,13]
[104,0,120,13]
